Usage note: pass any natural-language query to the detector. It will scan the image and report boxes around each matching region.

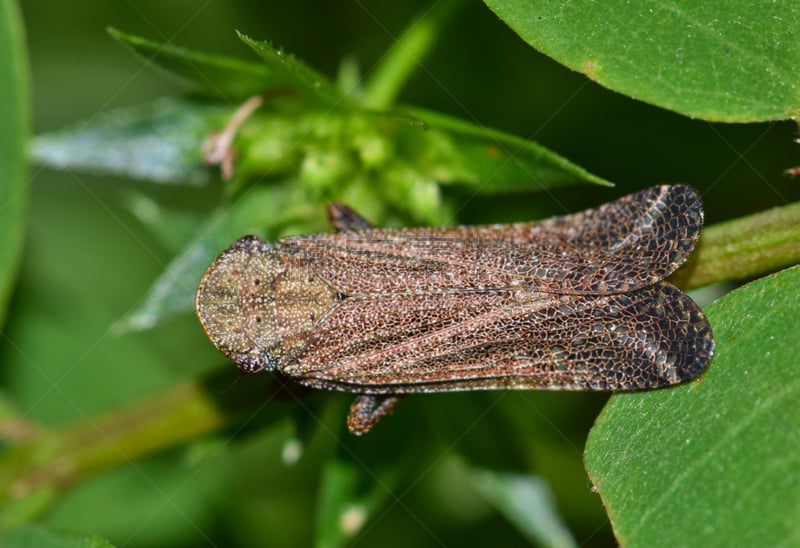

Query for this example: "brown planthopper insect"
[195,185,714,435]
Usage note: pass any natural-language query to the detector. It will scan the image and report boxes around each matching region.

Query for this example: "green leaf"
[237,32,353,109]
[400,107,611,191]
[0,525,114,548]
[113,184,314,333]
[108,28,271,101]
[32,99,226,185]
[484,1,800,122]
[0,0,29,328]
[585,266,800,546]
[471,469,576,548]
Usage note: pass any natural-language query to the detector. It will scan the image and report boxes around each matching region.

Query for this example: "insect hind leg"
[347,394,403,435]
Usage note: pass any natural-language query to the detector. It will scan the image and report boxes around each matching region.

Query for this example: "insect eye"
[233,351,274,373]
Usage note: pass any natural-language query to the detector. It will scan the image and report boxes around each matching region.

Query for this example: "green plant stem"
[0,0,30,329]
[0,199,798,524]
[0,370,283,525]
[362,0,459,109]
[671,200,800,290]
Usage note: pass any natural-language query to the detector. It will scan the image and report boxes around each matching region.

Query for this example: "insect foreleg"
[326,203,375,232]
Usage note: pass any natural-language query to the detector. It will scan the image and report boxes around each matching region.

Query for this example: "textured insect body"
[196,185,715,434]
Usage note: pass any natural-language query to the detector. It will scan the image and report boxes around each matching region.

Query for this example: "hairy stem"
[671,200,800,290]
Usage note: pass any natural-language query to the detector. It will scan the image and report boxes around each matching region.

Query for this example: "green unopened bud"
[301,150,349,191]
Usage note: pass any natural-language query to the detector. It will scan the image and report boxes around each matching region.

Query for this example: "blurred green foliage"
[2,1,799,547]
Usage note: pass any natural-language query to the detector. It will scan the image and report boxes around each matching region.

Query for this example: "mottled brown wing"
[285,281,714,392]
[280,185,703,296]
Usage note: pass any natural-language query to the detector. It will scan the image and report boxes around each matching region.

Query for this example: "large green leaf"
[484,1,800,122]
[585,266,800,546]
[0,0,29,328]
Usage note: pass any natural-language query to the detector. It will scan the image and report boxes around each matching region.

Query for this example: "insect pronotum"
[196,185,714,434]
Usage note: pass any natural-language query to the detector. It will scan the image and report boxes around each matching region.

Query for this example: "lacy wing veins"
[196,185,714,434]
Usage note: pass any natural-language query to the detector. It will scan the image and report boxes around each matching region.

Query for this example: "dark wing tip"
[631,282,714,390]
[670,295,715,385]
[616,185,704,281]
[572,282,714,391]
[600,184,705,292]
[526,185,706,295]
